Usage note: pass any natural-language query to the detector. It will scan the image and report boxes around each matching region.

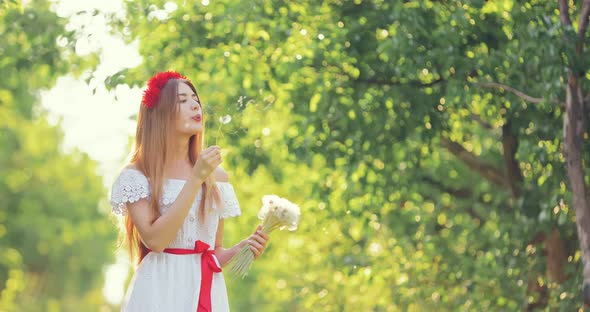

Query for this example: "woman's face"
[175,82,203,135]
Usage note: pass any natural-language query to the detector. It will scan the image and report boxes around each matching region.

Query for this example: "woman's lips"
[192,116,202,122]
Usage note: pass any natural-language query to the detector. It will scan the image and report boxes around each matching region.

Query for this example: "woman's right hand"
[192,145,222,180]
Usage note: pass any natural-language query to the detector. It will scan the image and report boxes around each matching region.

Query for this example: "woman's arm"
[213,167,269,267]
[214,219,245,267]
[127,146,222,252]
[127,175,203,252]
[214,221,269,267]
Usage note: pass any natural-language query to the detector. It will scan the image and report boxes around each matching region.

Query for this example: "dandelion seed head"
[219,115,232,124]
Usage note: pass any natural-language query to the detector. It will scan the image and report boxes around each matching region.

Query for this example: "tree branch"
[421,176,487,224]
[422,176,473,198]
[360,77,445,88]
[578,0,590,49]
[502,121,523,198]
[559,0,572,26]
[558,0,575,70]
[440,137,508,189]
[474,81,546,104]
[420,194,485,225]
[321,63,448,88]
[575,1,590,81]
[470,113,494,129]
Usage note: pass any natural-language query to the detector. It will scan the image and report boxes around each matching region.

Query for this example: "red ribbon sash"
[147,240,222,312]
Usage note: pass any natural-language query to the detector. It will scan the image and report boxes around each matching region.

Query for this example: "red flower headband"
[141,71,188,109]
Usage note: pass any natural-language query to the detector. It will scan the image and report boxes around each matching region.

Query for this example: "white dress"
[110,168,241,312]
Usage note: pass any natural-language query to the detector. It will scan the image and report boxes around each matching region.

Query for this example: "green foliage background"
[2,0,590,311]
[0,1,116,311]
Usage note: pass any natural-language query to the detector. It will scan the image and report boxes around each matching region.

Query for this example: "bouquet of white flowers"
[227,194,301,278]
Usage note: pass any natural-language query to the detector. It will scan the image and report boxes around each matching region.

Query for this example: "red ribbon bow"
[147,240,222,312]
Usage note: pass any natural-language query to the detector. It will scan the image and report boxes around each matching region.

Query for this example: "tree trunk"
[558,0,590,304]
[502,121,522,198]
[564,75,590,304]
[546,228,568,284]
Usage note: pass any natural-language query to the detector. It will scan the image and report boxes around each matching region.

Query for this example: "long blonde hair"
[126,78,222,263]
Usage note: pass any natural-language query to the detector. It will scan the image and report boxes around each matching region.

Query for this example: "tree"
[109,0,589,309]
[0,1,117,310]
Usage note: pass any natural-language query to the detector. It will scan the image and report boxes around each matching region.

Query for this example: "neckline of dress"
[126,168,231,185]
[166,178,231,185]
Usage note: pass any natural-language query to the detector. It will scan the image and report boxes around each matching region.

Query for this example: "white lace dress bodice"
[110,168,241,312]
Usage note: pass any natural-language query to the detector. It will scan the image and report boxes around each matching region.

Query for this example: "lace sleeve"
[110,169,150,216]
[217,182,241,219]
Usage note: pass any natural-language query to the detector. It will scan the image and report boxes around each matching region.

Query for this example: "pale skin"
[126,82,268,266]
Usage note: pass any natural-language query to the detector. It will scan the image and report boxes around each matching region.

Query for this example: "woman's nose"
[190,100,200,110]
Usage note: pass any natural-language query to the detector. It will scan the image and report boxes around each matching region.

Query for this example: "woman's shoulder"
[120,163,144,175]
[110,164,150,215]
[122,163,140,172]
[214,166,241,218]
[113,163,149,186]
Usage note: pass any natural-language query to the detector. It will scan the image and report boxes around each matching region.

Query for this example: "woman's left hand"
[244,225,269,259]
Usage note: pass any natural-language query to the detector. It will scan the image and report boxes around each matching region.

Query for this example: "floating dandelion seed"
[214,115,232,145]
[219,115,232,124]
[210,95,276,146]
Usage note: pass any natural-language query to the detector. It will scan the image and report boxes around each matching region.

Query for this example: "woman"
[110,71,268,311]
